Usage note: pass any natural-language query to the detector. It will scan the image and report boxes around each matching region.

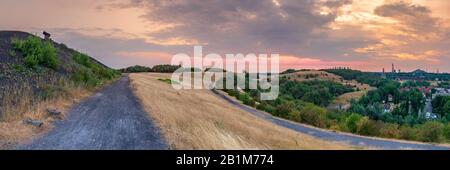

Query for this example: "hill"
[280,70,374,108]
[128,73,350,149]
[0,31,119,148]
[281,70,372,90]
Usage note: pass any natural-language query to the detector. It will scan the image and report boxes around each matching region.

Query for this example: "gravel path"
[212,89,450,150]
[20,76,167,150]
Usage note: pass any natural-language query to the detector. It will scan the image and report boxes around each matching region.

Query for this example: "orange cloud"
[392,51,440,62]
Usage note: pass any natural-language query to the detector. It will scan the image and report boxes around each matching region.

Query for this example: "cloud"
[346,1,450,64]
[108,0,351,56]
[4,0,450,72]
[374,1,438,33]
[278,55,371,70]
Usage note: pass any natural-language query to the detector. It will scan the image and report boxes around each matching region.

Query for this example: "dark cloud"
[374,2,438,32]
[114,0,352,57]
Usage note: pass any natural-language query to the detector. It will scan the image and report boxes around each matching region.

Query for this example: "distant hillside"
[280,70,375,109]
[0,31,118,122]
[120,65,152,73]
[120,64,210,73]
[281,70,372,91]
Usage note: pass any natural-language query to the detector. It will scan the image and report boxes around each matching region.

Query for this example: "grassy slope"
[281,70,375,107]
[129,73,351,149]
[0,31,118,149]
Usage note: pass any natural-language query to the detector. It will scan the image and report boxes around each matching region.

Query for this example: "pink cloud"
[115,51,174,65]
[279,55,375,71]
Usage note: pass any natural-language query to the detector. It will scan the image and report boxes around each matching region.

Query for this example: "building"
[432,88,450,99]
[392,63,395,73]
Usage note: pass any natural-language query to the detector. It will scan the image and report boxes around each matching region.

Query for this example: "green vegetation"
[8,50,16,57]
[120,65,152,73]
[157,78,179,85]
[418,121,445,142]
[438,81,450,88]
[402,80,430,87]
[323,68,382,87]
[151,64,181,73]
[432,96,450,119]
[120,64,184,73]
[72,52,119,87]
[221,70,450,143]
[11,36,58,70]
[281,69,298,74]
[280,79,354,106]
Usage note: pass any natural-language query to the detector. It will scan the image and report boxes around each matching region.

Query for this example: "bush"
[379,123,400,138]
[8,50,16,57]
[12,36,58,70]
[345,113,362,133]
[288,110,301,122]
[72,52,118,85]
[274,101,295,118]
[399,125,418,141]
[71,68,100,87]
[73,52,92,66]
[263,104,276,114]
[356,117,380,136]
[444,124,450,141]
[418,121,444,143]
[227,89,239,97]
[299,103,328,128]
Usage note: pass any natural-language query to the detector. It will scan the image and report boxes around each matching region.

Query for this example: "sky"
[1,0,449,72]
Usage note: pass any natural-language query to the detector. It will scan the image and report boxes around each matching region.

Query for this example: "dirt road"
[20,76,167,150]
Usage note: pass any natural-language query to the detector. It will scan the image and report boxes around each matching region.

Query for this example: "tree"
[401,89,425,116]
[346,113,362,133]
[443,100,450,116]
[432,96,450,117]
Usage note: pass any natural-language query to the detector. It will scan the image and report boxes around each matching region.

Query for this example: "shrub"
[274,101,295,118]
[8,50,16,57]
[72,52,119,85]
[263,104,276,114]
[71,68,100,87]
[356,117,380,136]
[345,113,362,133]
[256,102,267,110]
[234,92,256,107]
[227,89,239,97]
[443,124,450,141]
[288,110,301,122]
[11,64,25,73]
[299,103,328,128]
[379,123,400,138]
[12,36,58,70]
[399,125,418,141]
[418,121,444,143]
[72,52,91,67]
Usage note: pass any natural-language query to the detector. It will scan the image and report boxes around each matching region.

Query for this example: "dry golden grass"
[0,77,110,149]
[333,90,368,105]
[129,73,352,150]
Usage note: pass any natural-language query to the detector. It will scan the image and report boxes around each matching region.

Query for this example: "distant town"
[327,64,450,121]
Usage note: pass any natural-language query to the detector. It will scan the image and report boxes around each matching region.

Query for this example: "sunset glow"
[1,0,449,72]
